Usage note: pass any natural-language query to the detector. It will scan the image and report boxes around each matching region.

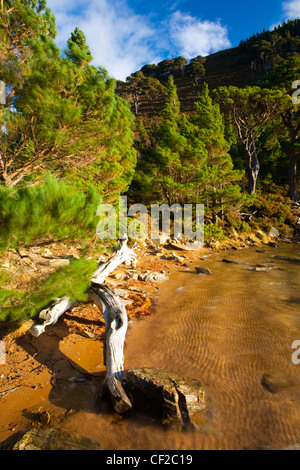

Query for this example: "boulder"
[268,227,280,238]
[13,427,101,450]
[126,286,147,295]
[139,272,169,283]
[161,253,186,262]
[125,270,139,280]
[113,288,129,299]
[124,367,211,430]
[167,242,186,251]
[113,272,127,280]
[49,258,70,269]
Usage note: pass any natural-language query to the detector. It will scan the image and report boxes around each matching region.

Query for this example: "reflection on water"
[60,244,300,450]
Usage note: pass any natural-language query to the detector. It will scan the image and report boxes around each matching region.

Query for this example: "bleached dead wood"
[29,237,136,413]
[88,284,132,413]
[91,239,137,284]
[29,297,76,337]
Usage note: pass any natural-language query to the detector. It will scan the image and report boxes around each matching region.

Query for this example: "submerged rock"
[246,265,273,272]
[261,373,294,394]
[273,255,300,264]
[222,259,240,264]
[281,443,300,450]
[124,367,211,430]
[13,427,101,450]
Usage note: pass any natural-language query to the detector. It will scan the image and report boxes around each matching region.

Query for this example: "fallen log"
[29,237,136,413]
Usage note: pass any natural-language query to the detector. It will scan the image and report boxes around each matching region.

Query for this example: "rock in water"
[195,267,212,275]
[274,255,300,264]
[13,428,101,450]
[125,367,211,430]
[222,259,239,264]
[261,373,294,394]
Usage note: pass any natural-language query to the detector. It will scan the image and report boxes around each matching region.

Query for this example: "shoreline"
[0,233,299,448]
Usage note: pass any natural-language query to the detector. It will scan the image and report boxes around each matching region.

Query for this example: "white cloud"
[168,11,231,59]
[47,0,231,80]
[282,0,300,19]
[270,0,299,32]
[48,0,161,80]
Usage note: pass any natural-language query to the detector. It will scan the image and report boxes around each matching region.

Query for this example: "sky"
[46,0,300,81]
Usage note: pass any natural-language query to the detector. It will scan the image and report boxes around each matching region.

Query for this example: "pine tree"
[65,27,93,67]
[0,0,57,104]
[134,79,245,222]
[190,84,245,222]
[133,77,191,204]
[0,3,137,197]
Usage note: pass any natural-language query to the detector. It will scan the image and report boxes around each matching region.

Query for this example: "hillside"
[117,19,300,120]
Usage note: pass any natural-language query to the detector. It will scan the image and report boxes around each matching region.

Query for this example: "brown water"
[57,243,300,450]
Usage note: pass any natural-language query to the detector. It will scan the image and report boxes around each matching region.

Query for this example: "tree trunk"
[134,93,139,116]
[248,152,260,194]
[288,152,299,202]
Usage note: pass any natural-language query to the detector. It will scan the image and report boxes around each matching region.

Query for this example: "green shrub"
[0,258,97,322]
[225,212,251,233]
[204,224,227,241]
[0,176,101,252]
[249,194,297,225]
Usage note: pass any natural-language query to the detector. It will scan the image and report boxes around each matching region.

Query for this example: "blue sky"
[47,0,300,80]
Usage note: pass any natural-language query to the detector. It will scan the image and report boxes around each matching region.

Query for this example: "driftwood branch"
[91,239,137,284]
[29,237,136,413]
[29,297,75,337]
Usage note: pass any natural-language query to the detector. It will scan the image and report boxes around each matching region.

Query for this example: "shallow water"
[59,243,300,450]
